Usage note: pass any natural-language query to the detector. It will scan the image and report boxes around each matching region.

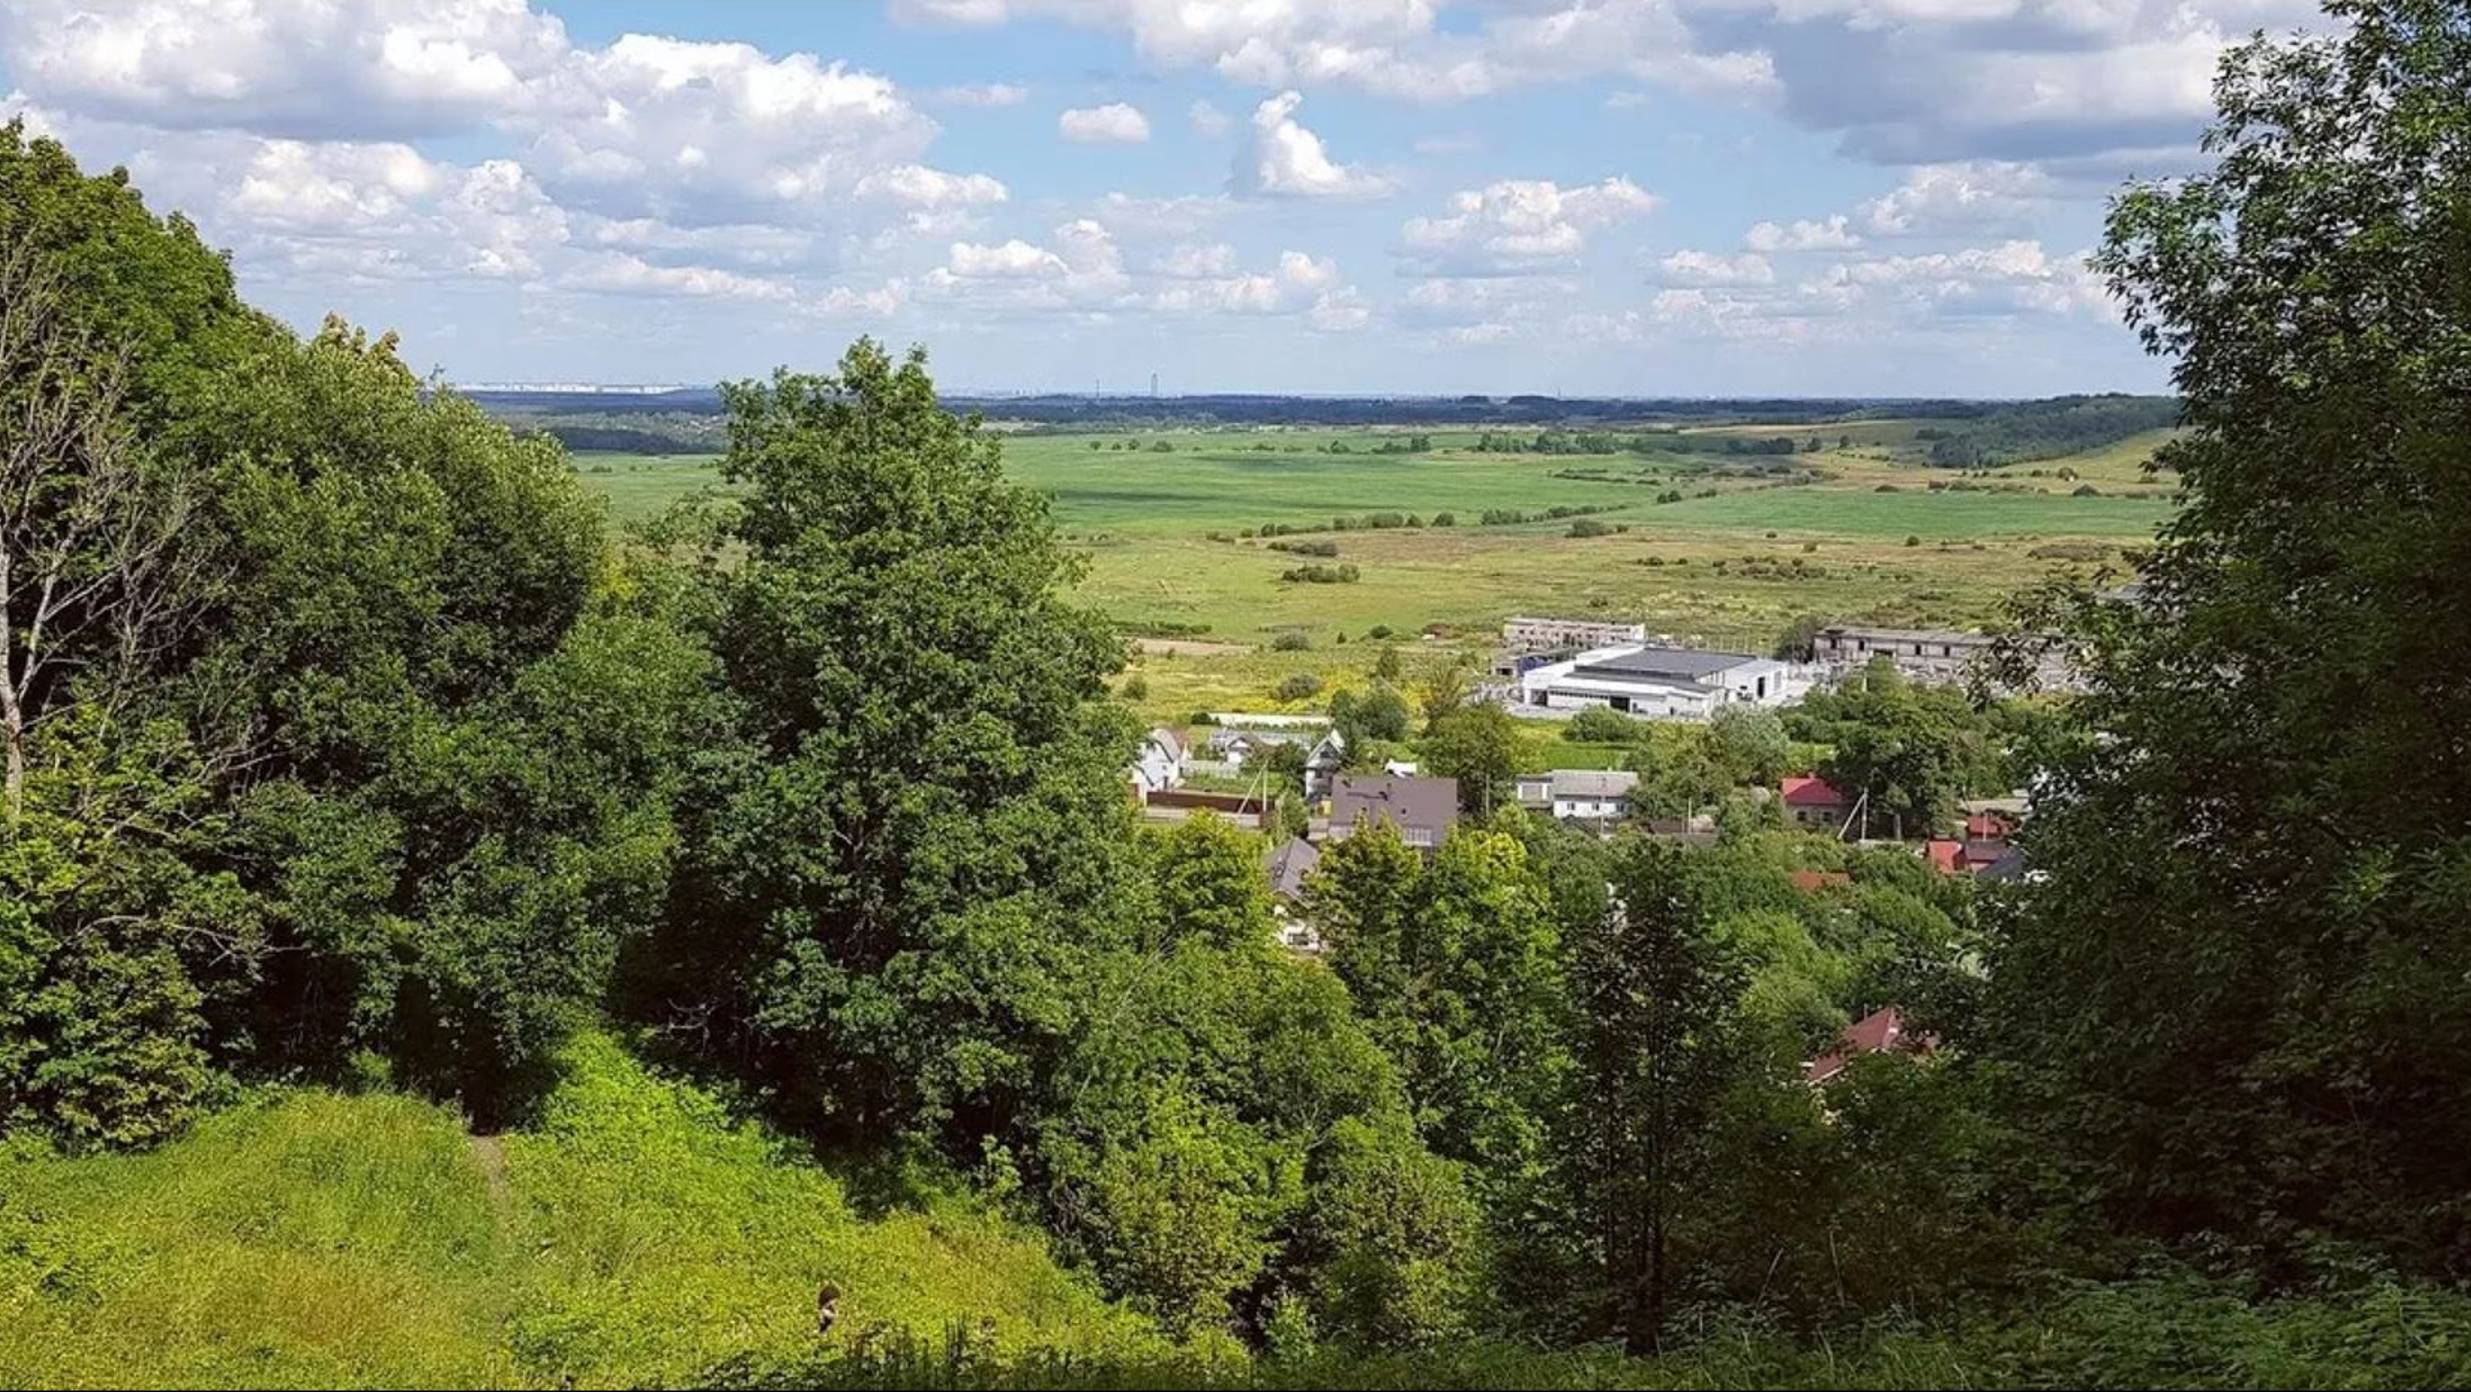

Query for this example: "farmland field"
[571,419,2175,726]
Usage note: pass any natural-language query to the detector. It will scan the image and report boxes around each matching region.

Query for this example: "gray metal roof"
[1569,645,1759,683]
[1550,769,1639,798]
[1264,838,1321,899]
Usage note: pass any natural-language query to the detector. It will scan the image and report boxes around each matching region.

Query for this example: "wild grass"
[0,1033,1158,1390]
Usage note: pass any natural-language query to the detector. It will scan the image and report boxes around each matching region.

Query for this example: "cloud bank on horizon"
[0,0,2324,396]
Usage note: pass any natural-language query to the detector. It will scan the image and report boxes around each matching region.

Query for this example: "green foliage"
[650,340,1136,1147]
[1311,827,1564,1193]
[1418,705,1520,815]
[1564,706,1643,745]
[0,134,698,1137]
[1916,395,2180,469]
[1706,706,1790,786]
[1273,673,1321,703]
[1327,685,1411,753]
[1984,0,2471,1277]
[1789,662,1998,837]
[1301,1117,1479,1349]
[1033,818,1459,1341]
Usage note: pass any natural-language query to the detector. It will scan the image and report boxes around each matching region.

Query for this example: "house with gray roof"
[1263,838,1324,953]
[1514,768,1640,824]
[1324,774,1459,851]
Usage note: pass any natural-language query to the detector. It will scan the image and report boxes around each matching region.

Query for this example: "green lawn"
[571,452,727,523]
[0,1033,1159,1390]
[1633,485,2173,539]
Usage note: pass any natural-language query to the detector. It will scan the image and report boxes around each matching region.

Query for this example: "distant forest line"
[484,391,2180,472]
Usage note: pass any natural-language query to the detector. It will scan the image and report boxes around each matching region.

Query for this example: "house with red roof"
[1926,839,1965,875]
[1780,776,1853,833]
[1786,868,1852,893]
[1803,1006,1933,1085]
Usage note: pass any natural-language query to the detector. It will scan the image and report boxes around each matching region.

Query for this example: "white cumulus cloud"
[1059,101,1150,143]
[1232,90,1390,199]
[1402,176,1660,275]
[1658,249,1775,287]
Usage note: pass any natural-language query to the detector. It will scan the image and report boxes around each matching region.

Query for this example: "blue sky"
[0,1,2327,396]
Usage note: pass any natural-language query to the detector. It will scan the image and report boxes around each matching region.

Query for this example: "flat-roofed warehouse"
[1516,644,1810,720]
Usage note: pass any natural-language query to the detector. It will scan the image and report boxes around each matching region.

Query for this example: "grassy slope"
[0,1034,1159,1390]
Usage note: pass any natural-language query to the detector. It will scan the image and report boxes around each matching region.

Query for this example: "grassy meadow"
[572,419,2175,728]
[0,1034,1161,1390]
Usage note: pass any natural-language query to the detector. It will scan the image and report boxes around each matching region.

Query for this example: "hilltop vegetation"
[0,1032,1159,1388]
[5,3,2471,1387]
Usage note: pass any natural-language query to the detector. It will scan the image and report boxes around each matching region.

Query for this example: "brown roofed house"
[1803,1006,1934,1085]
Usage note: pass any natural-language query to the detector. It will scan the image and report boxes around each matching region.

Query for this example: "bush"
[1275,673,1323,703]
[1271,631,1313,652]
[1565,706,1642,743]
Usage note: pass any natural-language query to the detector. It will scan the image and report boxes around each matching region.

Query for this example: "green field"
[0,1033,1159,1390]
[572,421,2172,725]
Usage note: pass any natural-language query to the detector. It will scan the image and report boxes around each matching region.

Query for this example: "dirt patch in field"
[1135,638,1253,657]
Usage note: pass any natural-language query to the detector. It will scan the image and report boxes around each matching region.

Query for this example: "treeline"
[1247,511,1453,537]
[536,423,701,453]
[1473,429,1830,457]
[1913,394,2178,467]
[1476,503,1620,526]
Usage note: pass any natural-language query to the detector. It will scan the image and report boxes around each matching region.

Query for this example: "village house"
[1803,1006,1932,1085]
[1304,729,1347,799]
[1926,811,2028,879]
[1781,775,1854,833]
[1262,838,1323,953]
[1324,773,1459,850]
[1130,726,1186,796]
[1515,643,1810,721]
[1514,768,1639,824]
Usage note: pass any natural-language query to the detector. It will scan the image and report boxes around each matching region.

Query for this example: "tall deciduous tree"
[1988,0,2471,1274]
[662,341,1138,1147]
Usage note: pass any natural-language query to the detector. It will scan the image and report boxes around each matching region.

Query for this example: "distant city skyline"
[1,1,2323,396]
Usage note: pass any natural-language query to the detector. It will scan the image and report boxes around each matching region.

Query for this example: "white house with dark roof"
[1131,727,1187,796]
[1263,838,1324,953]
[1514,769,1640,823]
[1515,644,1809,721]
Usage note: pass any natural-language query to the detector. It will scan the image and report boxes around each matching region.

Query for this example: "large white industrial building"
[1514,644,1812,721]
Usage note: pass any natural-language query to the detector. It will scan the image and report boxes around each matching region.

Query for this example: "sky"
[0,1,2328,397]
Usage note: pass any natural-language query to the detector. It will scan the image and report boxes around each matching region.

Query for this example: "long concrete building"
[1501,615,1650,652]
[1811,624,2080,691]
